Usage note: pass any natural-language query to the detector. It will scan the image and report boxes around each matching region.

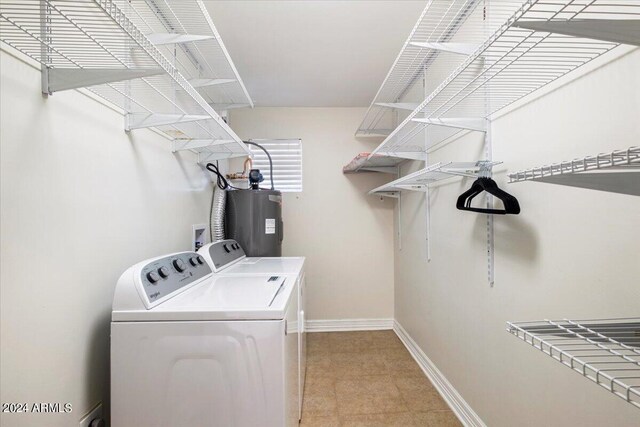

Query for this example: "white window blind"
[249,139,303,192]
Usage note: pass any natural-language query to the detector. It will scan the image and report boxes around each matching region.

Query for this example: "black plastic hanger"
[456,177,520,215]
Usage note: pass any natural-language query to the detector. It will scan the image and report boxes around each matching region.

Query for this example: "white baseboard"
[305,318,394,332]
[393,320,486,427]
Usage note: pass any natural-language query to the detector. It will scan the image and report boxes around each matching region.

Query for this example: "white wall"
[229,107,395,321]
[0,50,212,426]
[394,47,640,426]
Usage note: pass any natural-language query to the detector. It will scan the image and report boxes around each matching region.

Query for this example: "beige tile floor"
[301,330,462,427]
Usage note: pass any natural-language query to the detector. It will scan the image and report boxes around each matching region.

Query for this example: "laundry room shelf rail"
[0,0,251,162]
[508,146,640,196]
[369,161,500,197]
[507,318,640,409]
[356,0,523,138]
[114,0,254,113]
[509,146,640,182]
[368,0,640,161]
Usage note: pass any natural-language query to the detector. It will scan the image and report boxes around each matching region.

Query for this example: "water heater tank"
[225,189,283,257]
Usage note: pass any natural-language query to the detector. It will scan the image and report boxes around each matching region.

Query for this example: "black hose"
[243,140,274,190]
[206,161,230,190]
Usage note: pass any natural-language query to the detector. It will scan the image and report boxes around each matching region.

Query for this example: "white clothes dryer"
[111,250,300,427]
[199,240,307,418]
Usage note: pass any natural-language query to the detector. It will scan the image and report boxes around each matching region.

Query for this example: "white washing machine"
[199,240,307,418]
[111,249,300,427]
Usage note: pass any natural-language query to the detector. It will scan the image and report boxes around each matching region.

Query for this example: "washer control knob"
[158,266,170,278]
[223,244,230,253]
[189,257,198,266]
[196,256,204,264]
[146,271,160,284]
[173,259,186,272]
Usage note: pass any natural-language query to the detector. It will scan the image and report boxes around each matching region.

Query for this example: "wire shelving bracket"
[507,318,640,409]
[0,0,251,161]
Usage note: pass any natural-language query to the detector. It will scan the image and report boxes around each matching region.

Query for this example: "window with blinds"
[249,139,303,192]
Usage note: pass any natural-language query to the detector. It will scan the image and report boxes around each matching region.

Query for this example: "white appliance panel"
[111,320,286,427]
[227,257,305,275]
[298,272,307,419]
[166,275,285,310]
[284,279,300,427]
[199,244,307,422]
[113,274,295,322]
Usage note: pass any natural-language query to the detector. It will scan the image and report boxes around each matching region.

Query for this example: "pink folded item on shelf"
[343,153,372,173]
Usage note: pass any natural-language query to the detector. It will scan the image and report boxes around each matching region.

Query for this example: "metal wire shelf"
[369,161,500,197]
[507,318,640,409]
[370,0,640,160]
[343,153,404,174]
[508,146,640,195]
[115,0,253,112]
[356,0,524,137]
[0,0,251,161]
[509,146,640,182]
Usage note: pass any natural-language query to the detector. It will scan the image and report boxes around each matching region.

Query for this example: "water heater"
[225,189,283,257]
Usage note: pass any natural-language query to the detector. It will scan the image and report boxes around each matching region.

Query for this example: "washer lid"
[112,274,293,322]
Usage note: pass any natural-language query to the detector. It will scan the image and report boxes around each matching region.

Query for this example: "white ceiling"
[204,1,426,107]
